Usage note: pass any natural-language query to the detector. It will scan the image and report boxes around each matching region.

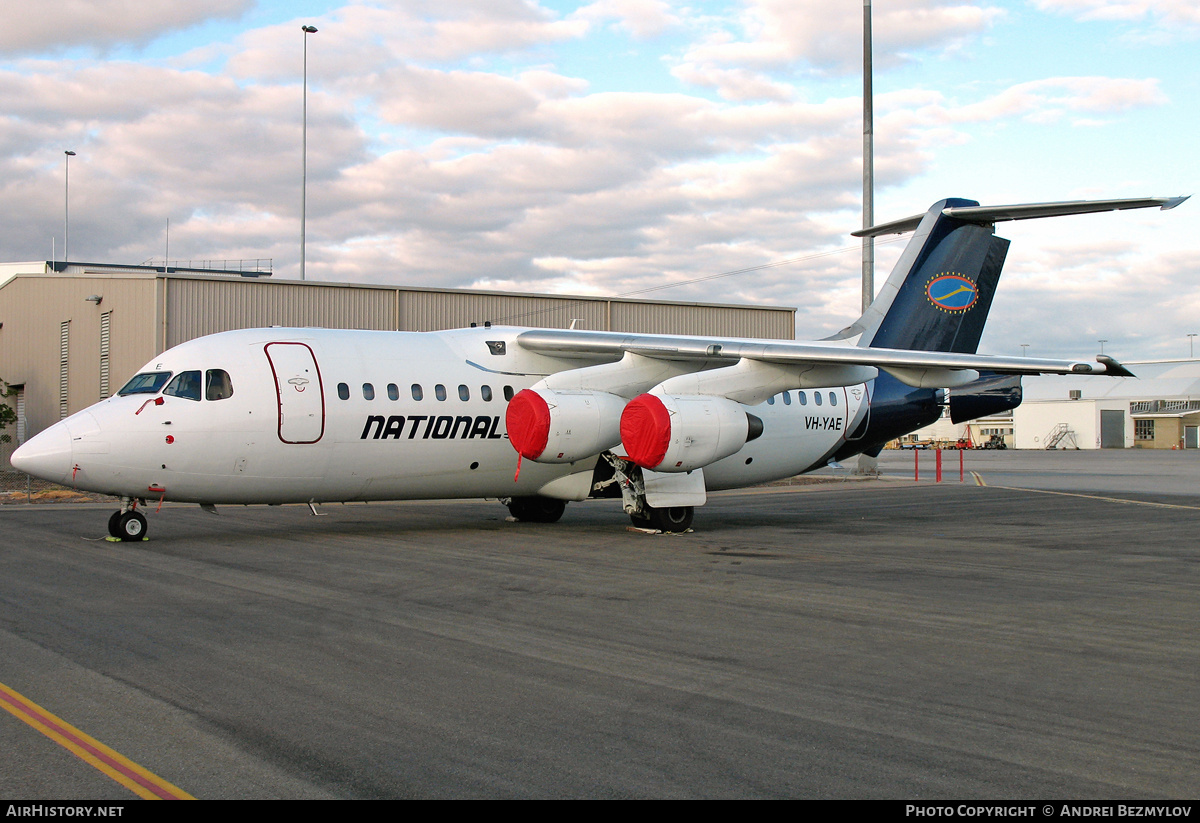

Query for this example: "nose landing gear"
[107,499,148,541]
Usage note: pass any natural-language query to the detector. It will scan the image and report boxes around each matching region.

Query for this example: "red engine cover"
[620,393,672,468]
[505,389,552,459]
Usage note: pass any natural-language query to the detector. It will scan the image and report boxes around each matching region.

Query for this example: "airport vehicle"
[11,196,1184,539]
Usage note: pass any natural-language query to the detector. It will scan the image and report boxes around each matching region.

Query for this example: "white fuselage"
[14,327,870,505]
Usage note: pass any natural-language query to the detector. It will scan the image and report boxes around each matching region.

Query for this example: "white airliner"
[11,196,1186,539]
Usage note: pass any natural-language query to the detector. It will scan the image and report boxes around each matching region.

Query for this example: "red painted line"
[0,684,192,800]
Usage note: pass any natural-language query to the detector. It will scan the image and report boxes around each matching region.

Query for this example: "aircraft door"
[265,342,325,444]
[842,383,868,441]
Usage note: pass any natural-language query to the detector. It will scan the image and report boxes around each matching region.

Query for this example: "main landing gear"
[596,454,695,533]
[629,504,694,532]
[107,498,148,541]
[505,496,567,523]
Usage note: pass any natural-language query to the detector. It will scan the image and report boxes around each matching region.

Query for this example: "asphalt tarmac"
[1,452,1198,798]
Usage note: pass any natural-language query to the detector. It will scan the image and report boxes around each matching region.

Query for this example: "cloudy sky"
[2,0,1196,360]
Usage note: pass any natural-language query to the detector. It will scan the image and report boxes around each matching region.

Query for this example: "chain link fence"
[0,469,111,504]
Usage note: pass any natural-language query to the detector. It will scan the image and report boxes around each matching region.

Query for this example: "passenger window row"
[337,382,516,403]
[765,390,838,407]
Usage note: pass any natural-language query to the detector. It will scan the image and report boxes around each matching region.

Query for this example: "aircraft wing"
[515,328,1133,388]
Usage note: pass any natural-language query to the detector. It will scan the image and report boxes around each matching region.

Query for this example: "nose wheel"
[108,509,148,541]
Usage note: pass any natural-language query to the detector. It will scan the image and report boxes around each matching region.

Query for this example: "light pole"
[1098,339,1107,354]
[861,0,873,312]
[1020,344,1029,357]
[64,150,76,263]
[1188,333,1197,359]
[300,25,318,281]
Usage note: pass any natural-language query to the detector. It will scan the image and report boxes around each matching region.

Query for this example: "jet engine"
[619,393,763,473]
[505,388,626,464]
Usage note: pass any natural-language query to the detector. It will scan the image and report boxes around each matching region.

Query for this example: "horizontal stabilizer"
[854,196,1189,238]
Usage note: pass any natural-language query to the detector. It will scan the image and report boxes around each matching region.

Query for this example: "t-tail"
[835,195,1187,353]
[828,195,1188,456]
[843,198,1004,353]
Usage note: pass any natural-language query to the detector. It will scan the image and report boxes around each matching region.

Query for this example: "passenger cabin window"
[435,384,447,401]
[205,369,234,401]
[481,385,493,402]
[503,386,514,401]
[163,370,202,401]
[798,392,807,406]
[782,392,791,405]
[363,383,375,400]
[829,392,837,406]
[118,371,172,396]
[459,385,470,401]
[814,392,822,406]
[387,383,399,401]
[766,396,774,405]
[411,384,423,401]
[337,383,350,400]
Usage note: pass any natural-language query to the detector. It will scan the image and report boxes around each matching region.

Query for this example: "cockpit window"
[163,370,202,401]
[118,371,172,396]
[206,369,234,401]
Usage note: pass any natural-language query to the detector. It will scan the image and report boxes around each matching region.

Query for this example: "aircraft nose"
[10,421,73,485]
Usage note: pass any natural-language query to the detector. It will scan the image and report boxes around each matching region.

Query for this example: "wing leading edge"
[515,328,1131,389]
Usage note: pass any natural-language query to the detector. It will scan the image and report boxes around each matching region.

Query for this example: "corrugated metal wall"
[398,290,793,338]
[399,291,610,332]
[609,300,792,339]
[164,277,397,348]
[0,273,159,458]
[165,276,795,341]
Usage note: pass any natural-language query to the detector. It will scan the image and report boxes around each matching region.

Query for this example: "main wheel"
[116,511,148,542]
[506,496,567,523]
[630,505,694,532]
[107,511,123,538]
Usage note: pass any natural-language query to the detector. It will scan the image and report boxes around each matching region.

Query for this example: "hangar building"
[1014,361,1200,449]
[0,261,795,466]
[902,360,1200,450]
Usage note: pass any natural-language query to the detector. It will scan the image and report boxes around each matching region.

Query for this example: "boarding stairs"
[1044,423,1080,450]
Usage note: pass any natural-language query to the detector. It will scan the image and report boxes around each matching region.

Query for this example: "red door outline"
[265,342,326,444]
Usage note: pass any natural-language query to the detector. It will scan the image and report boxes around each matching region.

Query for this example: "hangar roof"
[1022,360,1200,402]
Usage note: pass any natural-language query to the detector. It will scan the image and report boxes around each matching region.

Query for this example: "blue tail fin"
[834,198,1009,353]
[836,194,1188,352]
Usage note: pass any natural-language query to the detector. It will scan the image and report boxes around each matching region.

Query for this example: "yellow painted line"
[0,681,195,800]
[970,471,986,486]
[980,484,1200,511]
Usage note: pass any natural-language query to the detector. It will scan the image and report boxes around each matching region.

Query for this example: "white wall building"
[1015,360,1200,449]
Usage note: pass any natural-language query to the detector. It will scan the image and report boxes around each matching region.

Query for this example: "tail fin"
[831,195,1188,353]
[837,198,1008,353]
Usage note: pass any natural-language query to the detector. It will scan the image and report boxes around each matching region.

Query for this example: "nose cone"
[10,422,73,485]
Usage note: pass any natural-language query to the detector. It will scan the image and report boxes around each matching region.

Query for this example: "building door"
[1186,426,1198,449]
[265,342,325,444]
[1100,410,1125,449]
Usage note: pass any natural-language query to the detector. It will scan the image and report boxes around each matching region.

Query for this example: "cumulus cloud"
[928,76,1168,124]
[571,0,681,38]
[0,1,1192,358]
[2,0,252,56]
[1033,0,1200,26]
[672,0,1002,100]
[228,1,589,82]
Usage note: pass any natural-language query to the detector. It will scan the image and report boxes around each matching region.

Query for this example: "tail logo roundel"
[926,273,978,312]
